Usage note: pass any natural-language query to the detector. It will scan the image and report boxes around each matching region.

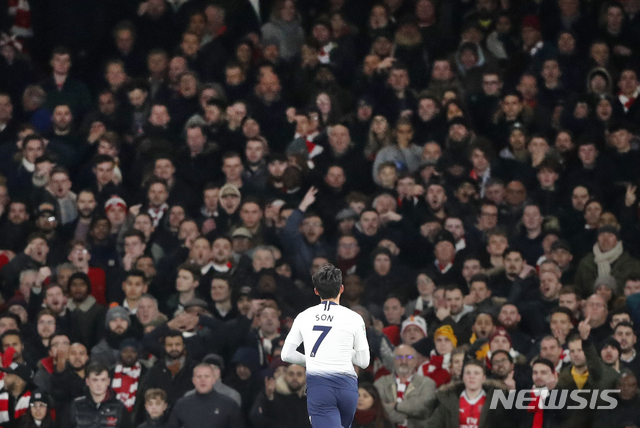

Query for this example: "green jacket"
[573,250,640,298]
[374,373,437,428]
[556,339,621,428]
[426,380,514,428]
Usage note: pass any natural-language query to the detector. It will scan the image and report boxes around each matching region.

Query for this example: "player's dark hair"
[312,263,342,299]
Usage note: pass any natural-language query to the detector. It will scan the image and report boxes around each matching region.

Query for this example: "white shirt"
[282,302,370,377]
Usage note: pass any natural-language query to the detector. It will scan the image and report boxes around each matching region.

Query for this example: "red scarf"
[0,390,31,423]
[112,363,141,411]
[396,377,411,428]
[354,408,378,426]
[528,390,544,428]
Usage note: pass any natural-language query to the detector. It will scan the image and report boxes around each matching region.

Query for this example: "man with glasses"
[469,71,503,136]
[374,344,437,427]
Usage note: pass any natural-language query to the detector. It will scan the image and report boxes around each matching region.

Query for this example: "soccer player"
[282,263,370,428]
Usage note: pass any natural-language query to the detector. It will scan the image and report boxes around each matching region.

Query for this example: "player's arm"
[282,317,306,366]
[351,317,371,369]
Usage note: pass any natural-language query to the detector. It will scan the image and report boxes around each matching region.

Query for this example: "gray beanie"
[105,306,131,328]
[594,275,617,291]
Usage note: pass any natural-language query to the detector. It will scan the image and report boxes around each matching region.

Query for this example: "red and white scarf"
[395,376,412,428]
[112,363,142,411]
[6,0,32,38]
[0,390,31,423]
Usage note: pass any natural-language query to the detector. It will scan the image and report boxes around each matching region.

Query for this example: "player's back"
[296,301,364,378]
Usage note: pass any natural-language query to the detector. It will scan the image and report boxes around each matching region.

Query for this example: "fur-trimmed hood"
[275,374,306,398]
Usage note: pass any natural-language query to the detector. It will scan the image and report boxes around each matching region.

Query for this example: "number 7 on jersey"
[310,325,332,357]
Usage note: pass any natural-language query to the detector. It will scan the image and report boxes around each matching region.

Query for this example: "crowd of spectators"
[3,0,640,426]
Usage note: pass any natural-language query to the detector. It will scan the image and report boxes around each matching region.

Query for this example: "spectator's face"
[601,344,619,365]
[123,276,147,300]
[2,334,23,360]
[445,289,464,315]
[625,280,640,296]
[431,60,452,81]
[359,212,379,236]
[584,295,608,324]
[178,221,199,243]
[558,293,579,315]
[50,335,70,358]
[29,238,50,263]
[498,304,520,329]
[90,219,111,241]
[241,203,263,229]
[470,281,490,303]
[134,216,154,238]
[568,339,586,366]
[148,52,168,76]
[462,260,482,283]
[378,166,397,189]
[374,254,391,276]
[181,33,200,57]
[37,314,56,339]
[620,374,639,400]
[540,272,561,300]
[0,95,12,122]
[502,95,522,119]
[301,216,323,244]
[400,325,424,346]
[285,364,305,391]
[52,105,73,131]
[148,183,169,207]
[434,241,455,264]
[203,188,219,211]
[68,343,88,369]
[463,365,486,391]
[597,232,618,252]
[394,346,417,376]
[124,236,145,258]
[532,363,556,388]
[357,388,375,411]
[505,182,526,206]
[504,251,523,277]
[325,166,345,189]
[619,70,639,95]
[145,398,167,419]
[212,238,231,264]
[210,279,231,302]
[109,317,129,335]
[86,370,111,397]
[268,160,288,178]
[259,308,279,334]
[51,53,71,75]
[186,127,206,154]
[383,298,404,325]
[473,314,494,339]
[120,346,138,367]
[416,274,434,297]
[252,250,275,272]
[77,192,96,217]
[389,69,409,92]
[94,161,114,186]
[444,218,464,242]
[0,318,17,335]
[615,326,636,352]
[192,365,217,394]
[426,185,446,210]
[48,172,71,198]
[69,277,89,302]
[337,236,359,260]
[168,57,188,83]
[9,203,28,224]
[137,298,158,325]
[222,157,243,180]
[179,74,198,98]
[24,139,44,164]
[164,336,184,359]
[220,193,240,213]
[245,140,264,164]
[176,270,197,292]
[329,125,350,154]
[107,206,127,229]
[149,105,170,127]
[258,73,281,101]
[550,312,572,338]
[491,353,513,378]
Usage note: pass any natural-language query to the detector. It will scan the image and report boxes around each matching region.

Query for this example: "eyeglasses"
[395,355,415,360]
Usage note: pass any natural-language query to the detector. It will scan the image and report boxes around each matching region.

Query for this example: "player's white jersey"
[284,301,369,378]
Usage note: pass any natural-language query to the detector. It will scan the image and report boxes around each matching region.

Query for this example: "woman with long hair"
[353,383,391,428]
